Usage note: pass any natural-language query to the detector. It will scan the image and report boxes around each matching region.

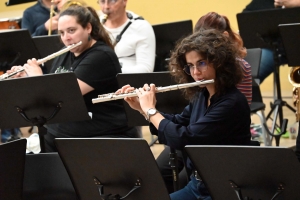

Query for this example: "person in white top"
[98,0,156,73]
[98,0,156,137]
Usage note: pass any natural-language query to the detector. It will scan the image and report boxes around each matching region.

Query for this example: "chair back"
[244,48,262,103]
[244,48,262,79]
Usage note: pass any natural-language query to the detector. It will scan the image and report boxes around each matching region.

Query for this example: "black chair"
[22,153,77,200]
[244,48,272,146]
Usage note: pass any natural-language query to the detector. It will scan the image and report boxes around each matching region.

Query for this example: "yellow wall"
[0,0,251,31]
[0,0,293,93]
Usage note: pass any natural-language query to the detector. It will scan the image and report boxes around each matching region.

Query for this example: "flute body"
[92,79,214,104]
[0,41,82,81]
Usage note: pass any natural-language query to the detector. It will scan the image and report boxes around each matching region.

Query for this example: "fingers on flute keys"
[117,84,135,94]
[142,84,151,92]
[145,83,155,91]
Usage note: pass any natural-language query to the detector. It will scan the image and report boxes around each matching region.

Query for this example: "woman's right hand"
[7,65,27,78]
[117,85,143,113]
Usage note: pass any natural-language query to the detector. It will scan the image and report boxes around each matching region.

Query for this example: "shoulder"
[24,3,38,14]
[24,2,48,15]
[92,41,115,54]
[217,87,248,106]
[129,19,155,39]
[237,58,251,70]
[85,41,118,61]
[25,2,42,11]
[126,10,141,19]
[127,10,153,29]
[227,87,249,106]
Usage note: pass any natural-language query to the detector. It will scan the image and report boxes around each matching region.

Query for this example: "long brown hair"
[194,12,246,58]
[59,4,114,49]
[169,29,243,100]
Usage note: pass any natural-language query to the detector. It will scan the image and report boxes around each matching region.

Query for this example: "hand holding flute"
[8,58,43,78]
[2,41,82,80]
[118,83,157,116]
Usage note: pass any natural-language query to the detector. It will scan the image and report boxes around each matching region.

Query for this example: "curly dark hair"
[59,4,114,49]
[169,29,243,100]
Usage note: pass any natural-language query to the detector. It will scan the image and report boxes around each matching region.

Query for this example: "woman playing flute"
[158,12,253,194]
[119,29,251,200]
[9,4,138,152]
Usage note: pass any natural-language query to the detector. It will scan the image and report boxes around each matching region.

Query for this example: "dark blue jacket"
[21,1,55,36]
[150,87,251,170]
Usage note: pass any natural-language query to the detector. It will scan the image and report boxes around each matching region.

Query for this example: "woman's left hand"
[24,58,43,76]
[136,83,157,113]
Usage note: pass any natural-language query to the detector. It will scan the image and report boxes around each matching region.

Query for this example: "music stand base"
[229,181,285,200]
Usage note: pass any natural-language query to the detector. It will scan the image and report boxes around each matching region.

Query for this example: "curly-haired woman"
[119,29,251,200]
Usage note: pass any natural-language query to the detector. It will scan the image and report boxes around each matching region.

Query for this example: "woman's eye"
[68,29,75,33]
[198,61,206,66]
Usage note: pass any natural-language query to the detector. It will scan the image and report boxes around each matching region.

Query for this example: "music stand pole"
[15,102,63,152]
[169,147,179,191]
[265,44,295,133]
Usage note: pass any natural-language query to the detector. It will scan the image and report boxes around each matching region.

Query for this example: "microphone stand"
[169,147,179,191]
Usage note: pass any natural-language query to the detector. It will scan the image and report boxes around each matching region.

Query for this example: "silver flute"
[92,79,214,104]
[0,41,82,80]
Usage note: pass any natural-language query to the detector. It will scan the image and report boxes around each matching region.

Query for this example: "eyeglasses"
[97,0,118,5]
[183,60,208,75]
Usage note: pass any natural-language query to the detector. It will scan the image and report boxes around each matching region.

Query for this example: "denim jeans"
[1,128,19,143]
[170,176,212,200]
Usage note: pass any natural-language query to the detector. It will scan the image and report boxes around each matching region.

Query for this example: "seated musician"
[9,4,138,152]
[119,29,251,200]
[156,11,253,194]
[21,0,71,36]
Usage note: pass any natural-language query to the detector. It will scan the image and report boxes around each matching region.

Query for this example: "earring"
[88,34,91,41]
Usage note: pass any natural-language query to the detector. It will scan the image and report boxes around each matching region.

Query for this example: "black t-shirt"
[46,40,137,138]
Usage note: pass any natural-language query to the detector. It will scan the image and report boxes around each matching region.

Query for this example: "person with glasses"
[156,11,252,194]
[119,29,251,200]
[98,0,155,73]
[194,12,252,105]
[98,0,155,137]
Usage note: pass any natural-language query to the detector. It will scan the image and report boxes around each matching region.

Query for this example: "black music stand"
[152,20,193,72]
[32,34,64,74]
[55,138,170,200]
[0,139,27,200]
[0,29,40,73]
[116,72,188,191]
[22,153,77,200]
[0,73,90,153]
[185,145,300,200]
[278,23,300,67]
[237,7,300,134]
[5,0,36,6]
